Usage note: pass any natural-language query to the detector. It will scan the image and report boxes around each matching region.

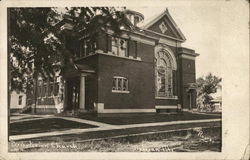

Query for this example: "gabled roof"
[138,9,186,42]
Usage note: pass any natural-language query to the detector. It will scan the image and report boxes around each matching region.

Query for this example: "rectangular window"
[37,80,42,98]
[79,38,96,57]
[54,82,59,96]
[112,37,119,55]
[80,40,87,57]
[111,37,128,57]
[48,83,54,97]
[134,41,138,58]
[41,83,47,97]
[44,83,48,97]
[18,96,22,105]
[37,86,42,98]
[112,76,129,93]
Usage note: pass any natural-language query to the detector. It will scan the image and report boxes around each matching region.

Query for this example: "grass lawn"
[10,118,97,136]
[9,126,221,152]
[78,112,221,125]
[20,121,221,143]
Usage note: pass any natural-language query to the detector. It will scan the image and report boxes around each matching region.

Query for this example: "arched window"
[155,50,175,98]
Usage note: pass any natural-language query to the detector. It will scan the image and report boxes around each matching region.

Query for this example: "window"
[112,76,129,93]
[54,83,59,96]
[155,50,174,98]
[159,22,167,33]
[79,38,96,57]
[18,96,22,105]
[134,16,140,25]
[111,37,128,57]
[37,80,42,98]
[37,86,42,98]
[48,83,54,97]
[41,83,47,97]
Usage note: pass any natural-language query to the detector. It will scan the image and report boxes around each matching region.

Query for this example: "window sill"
[100,50,142,61]
[74,52,97,60]
[112,90,130,93]
[155,96,178,100]
[74,50,142,62]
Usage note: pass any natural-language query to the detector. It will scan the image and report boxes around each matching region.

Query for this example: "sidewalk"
[10,114,54,123]
[9,116,221,141]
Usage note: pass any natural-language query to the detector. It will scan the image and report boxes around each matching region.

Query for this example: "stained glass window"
[155,50,173,98]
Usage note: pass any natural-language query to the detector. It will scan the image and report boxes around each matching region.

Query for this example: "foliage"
[196,73,221,111]
[9,7,131,91]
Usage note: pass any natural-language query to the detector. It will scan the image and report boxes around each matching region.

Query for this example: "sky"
[129,5,222,78]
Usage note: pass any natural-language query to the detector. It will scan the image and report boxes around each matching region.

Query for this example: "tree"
[196,73,222,111]
[9,7,132,92]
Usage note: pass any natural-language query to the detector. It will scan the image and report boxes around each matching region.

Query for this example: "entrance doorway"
[66,77,80,111]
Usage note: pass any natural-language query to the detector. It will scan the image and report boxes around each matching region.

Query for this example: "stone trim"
[155,96,178,100]
[130,36,155,46]
[155,45,177,70]
[33,104,63,113]
[98,50,142,62]
[74,50,142,62]
[96,103,155,113]
[180,54,196,60]
[158,38,181,47]
[33,105,56,109]
[106,29,157,46]
[111,90,130,94]
[155,105,178,109]
[145,29,184,42]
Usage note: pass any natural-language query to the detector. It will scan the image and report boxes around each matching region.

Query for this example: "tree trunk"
[33,74,38,114]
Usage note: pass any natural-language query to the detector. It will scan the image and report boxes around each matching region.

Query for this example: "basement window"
[112,76,129,93]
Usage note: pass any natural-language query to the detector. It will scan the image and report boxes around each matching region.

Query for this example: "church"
[27,9,199,114]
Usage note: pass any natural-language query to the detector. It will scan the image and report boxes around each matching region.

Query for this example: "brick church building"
[27,9,199,114]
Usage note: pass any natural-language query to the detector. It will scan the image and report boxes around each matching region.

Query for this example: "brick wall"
[97,54,155,109]
[179,57,196,109]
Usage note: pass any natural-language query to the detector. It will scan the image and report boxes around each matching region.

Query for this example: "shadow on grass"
[79,112,221,125]
[10,118,97,136]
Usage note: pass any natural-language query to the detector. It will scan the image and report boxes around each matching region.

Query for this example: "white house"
[10,91,26,112]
